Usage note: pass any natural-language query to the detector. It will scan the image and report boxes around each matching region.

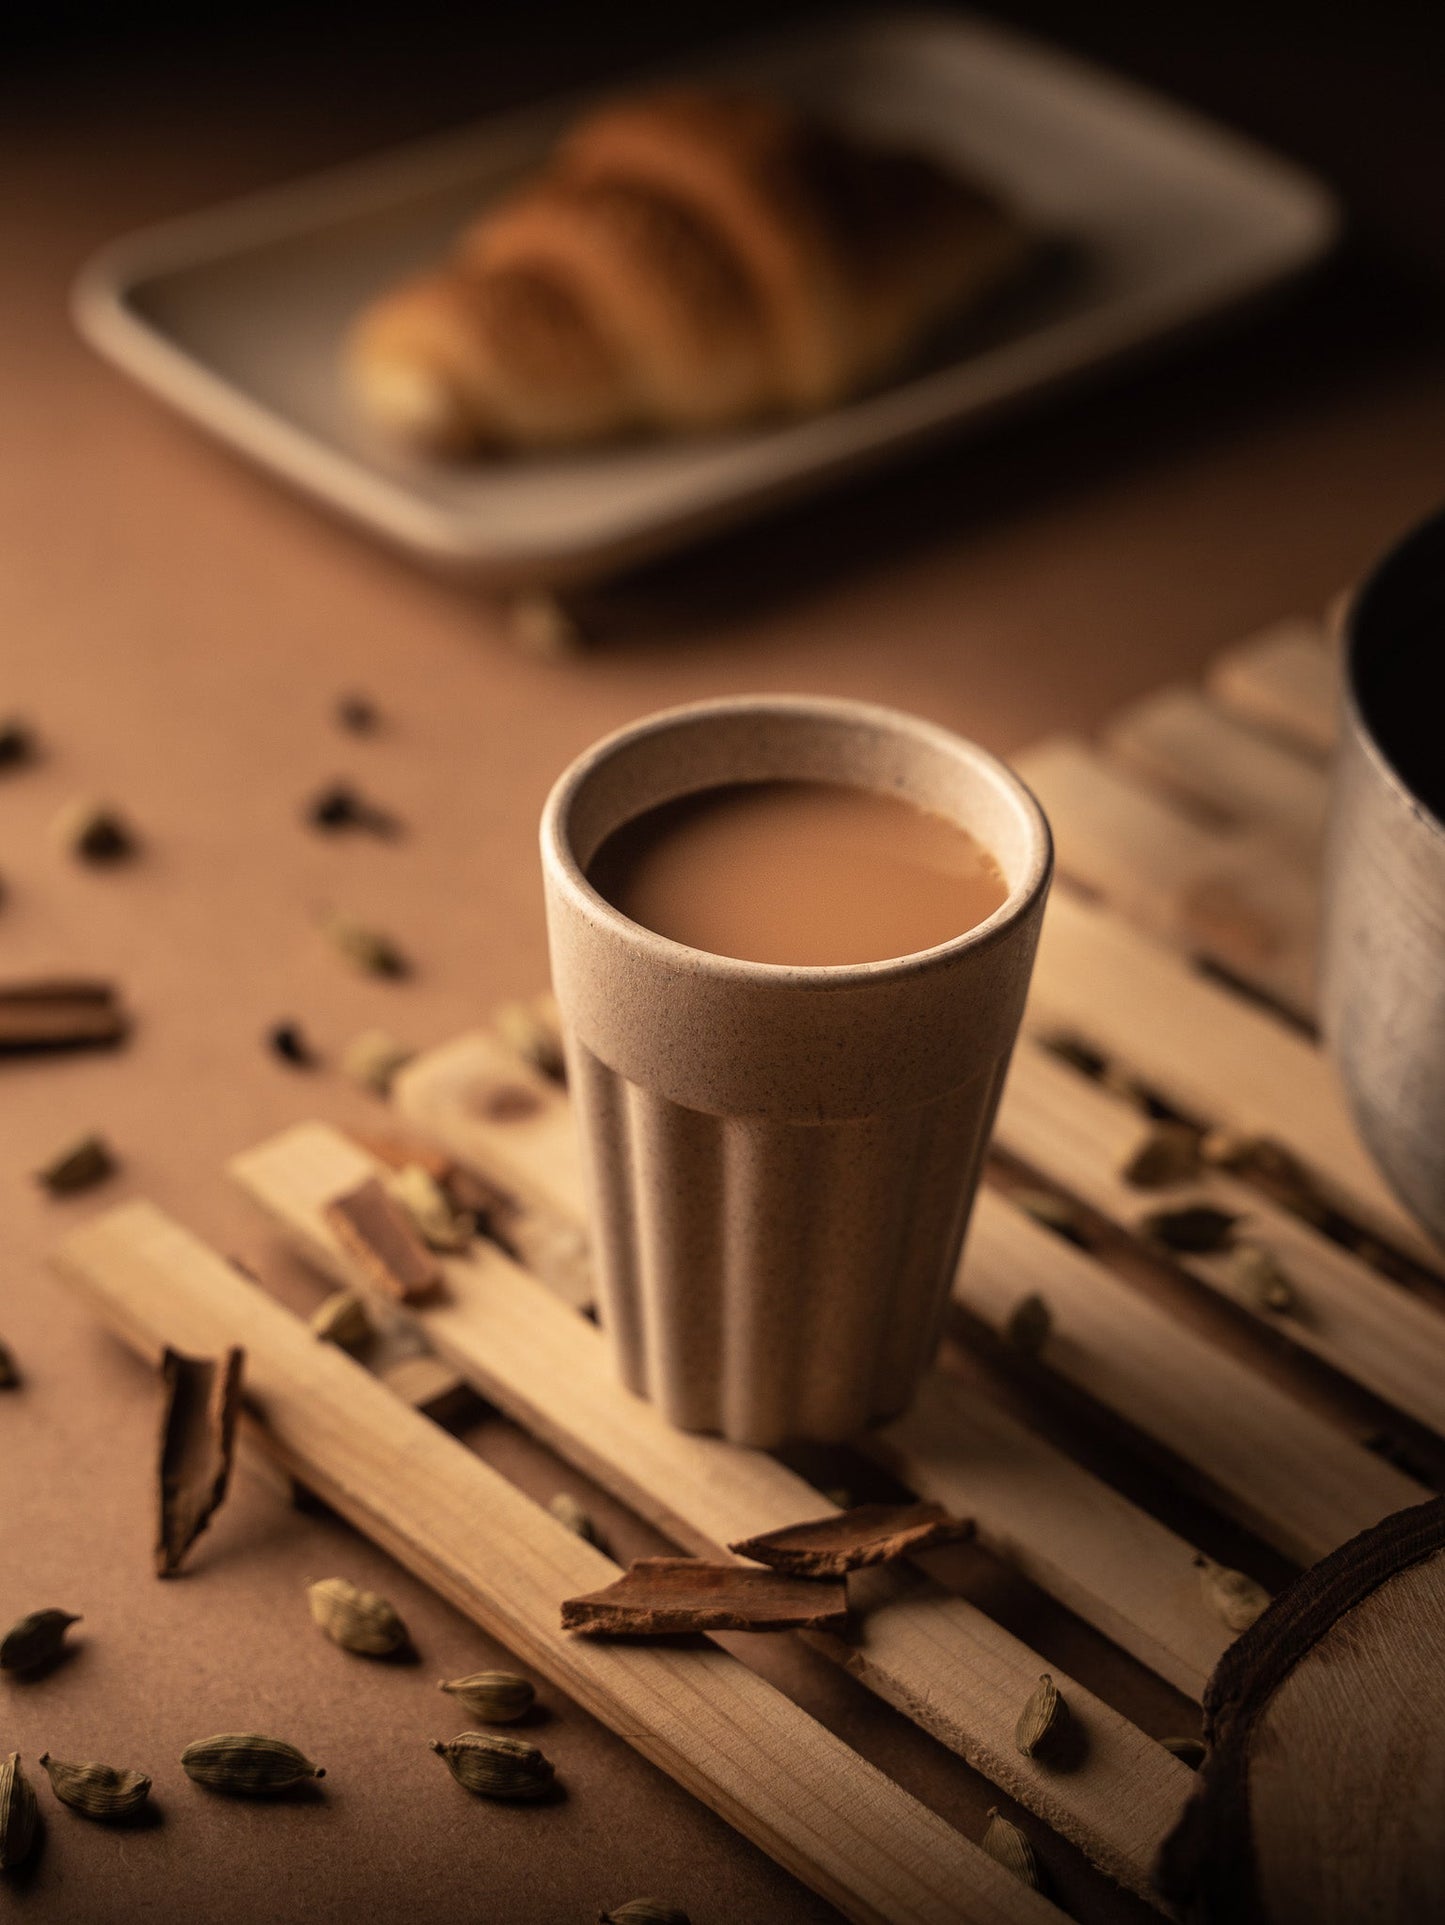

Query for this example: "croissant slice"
[462,176,776,429]
[346,88,1029,453]
[348,264,635,451]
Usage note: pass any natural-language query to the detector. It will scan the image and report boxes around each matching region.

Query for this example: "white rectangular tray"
[74,9,1337,585]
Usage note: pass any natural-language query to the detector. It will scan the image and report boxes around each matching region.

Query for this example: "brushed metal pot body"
[1321,509,1445,1250]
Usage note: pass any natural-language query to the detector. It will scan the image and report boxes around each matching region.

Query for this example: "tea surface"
[588,779,1008,965]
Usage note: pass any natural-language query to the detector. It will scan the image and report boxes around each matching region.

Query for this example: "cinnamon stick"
[561,1558,847,1637]
[730,1502,975,1578]
[1,980,127,1053]
[156,1346,244,1576]
[324,1177,443,1302]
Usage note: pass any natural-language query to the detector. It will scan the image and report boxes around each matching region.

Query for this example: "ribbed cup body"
[542,696,1052,1447]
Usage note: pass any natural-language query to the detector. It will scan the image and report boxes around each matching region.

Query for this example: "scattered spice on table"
[1,1609,81,1673]
[334,692,380,735]
[341,1027,414,1095]
[50,799,138,864]
[309,1289,373,1352]
[561,1558,848,1637]
[322,912,409,978]
[0,717,39,773]
[1142,1203,1239,1253]
[306,1577,410,1658]
[0,1753,40,1870]
[324,1176,443,1302]
[506,590,582,659]
[305,781,402,837]
[1014,1674,1066,1758]
[35,1132,116,1196]
[1,979,128,1054]
[155,1346,245,1578]
[981,1809,1045,1892]
[180,1734,324,1796]
[39,1754,153,1822]
[1121,1122,1201,1189]
[387,1163,473,1252]
[266,1019,317,1068]
[1196,1556,1271,1632]
[1004,1291,1052,1356]
[0,1340,18,1389]
[430,1731,555,1800]
[730,1501,974,1577]
[438,1671,535,1725]
[549,1492,602,1546]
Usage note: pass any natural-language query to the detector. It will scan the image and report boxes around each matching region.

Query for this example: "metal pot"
[1322,508,1445,1250]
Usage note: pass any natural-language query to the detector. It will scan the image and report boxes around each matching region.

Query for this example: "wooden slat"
[995,1040,1445,1438]
[877,1377,1230,1699]
[399,1035,1237,1698]
[1205,618,1339,757]
[1102,686,1328,854]
[958,1189,1427,1567]
[1025,887,1442,1269]
[1017,737,1318,1019]
[232,1121,1193,1902]
[54,1202,1058,1925]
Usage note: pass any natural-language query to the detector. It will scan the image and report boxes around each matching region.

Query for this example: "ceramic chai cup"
[541,694,1053,1446]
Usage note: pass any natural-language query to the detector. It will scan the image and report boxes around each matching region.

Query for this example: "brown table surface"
[4,7,1445,1921]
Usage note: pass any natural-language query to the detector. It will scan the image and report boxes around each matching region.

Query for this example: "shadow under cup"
[540,696,1052,1448]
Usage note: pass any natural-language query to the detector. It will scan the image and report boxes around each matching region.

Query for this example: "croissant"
[347,88,1027,453]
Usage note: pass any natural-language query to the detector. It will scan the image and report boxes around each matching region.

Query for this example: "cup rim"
[540,693,1053,987]
[1343,505,1445,843]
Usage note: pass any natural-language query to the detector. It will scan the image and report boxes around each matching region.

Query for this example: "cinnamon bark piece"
[324,1176,443,1303]
[0,979,127,1052]
[156,1346,244,1576]
[561,1558,847,1637]
[730,1502,975,1578]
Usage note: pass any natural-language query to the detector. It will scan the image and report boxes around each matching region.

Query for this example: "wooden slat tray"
[54,602,1445,1923]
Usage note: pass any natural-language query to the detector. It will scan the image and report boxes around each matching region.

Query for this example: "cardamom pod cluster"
[438,1671,536,1724]
[180,1733,324,1796]
[39,1754,152,1821]
[429,1731,555,1800]
[1,1607,80,1672]
[981,1808,1045,1892]
[1014,1674,1065,1759]
[0,1754,40,1870]
[600,1902,692,1925]
[306,1577,409,1657]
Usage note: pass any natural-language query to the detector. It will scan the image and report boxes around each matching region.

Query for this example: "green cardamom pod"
[1223,1241,1296,1315]
[1197,1556,1271,1632]
[438,1671,536,1724]
[1162,1737,1207,1767]
[0,1754,40,1871]
[981,1808,1045,1892]
[309,1290,374,1352]
[429,1731,554,1801]
[35,1133,116,1196]
[599,1903,692,1925]
[1013,1188,1089,1246]
[322,914,407,979]
[39,1754,152,1821]
[306,1577,409,1657]
[388,1164,473,1253]
[548,1492,600,1544]
[181,1733,324,1796]
[0,1607,80,1672]
[1014,1673,1065,1758]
